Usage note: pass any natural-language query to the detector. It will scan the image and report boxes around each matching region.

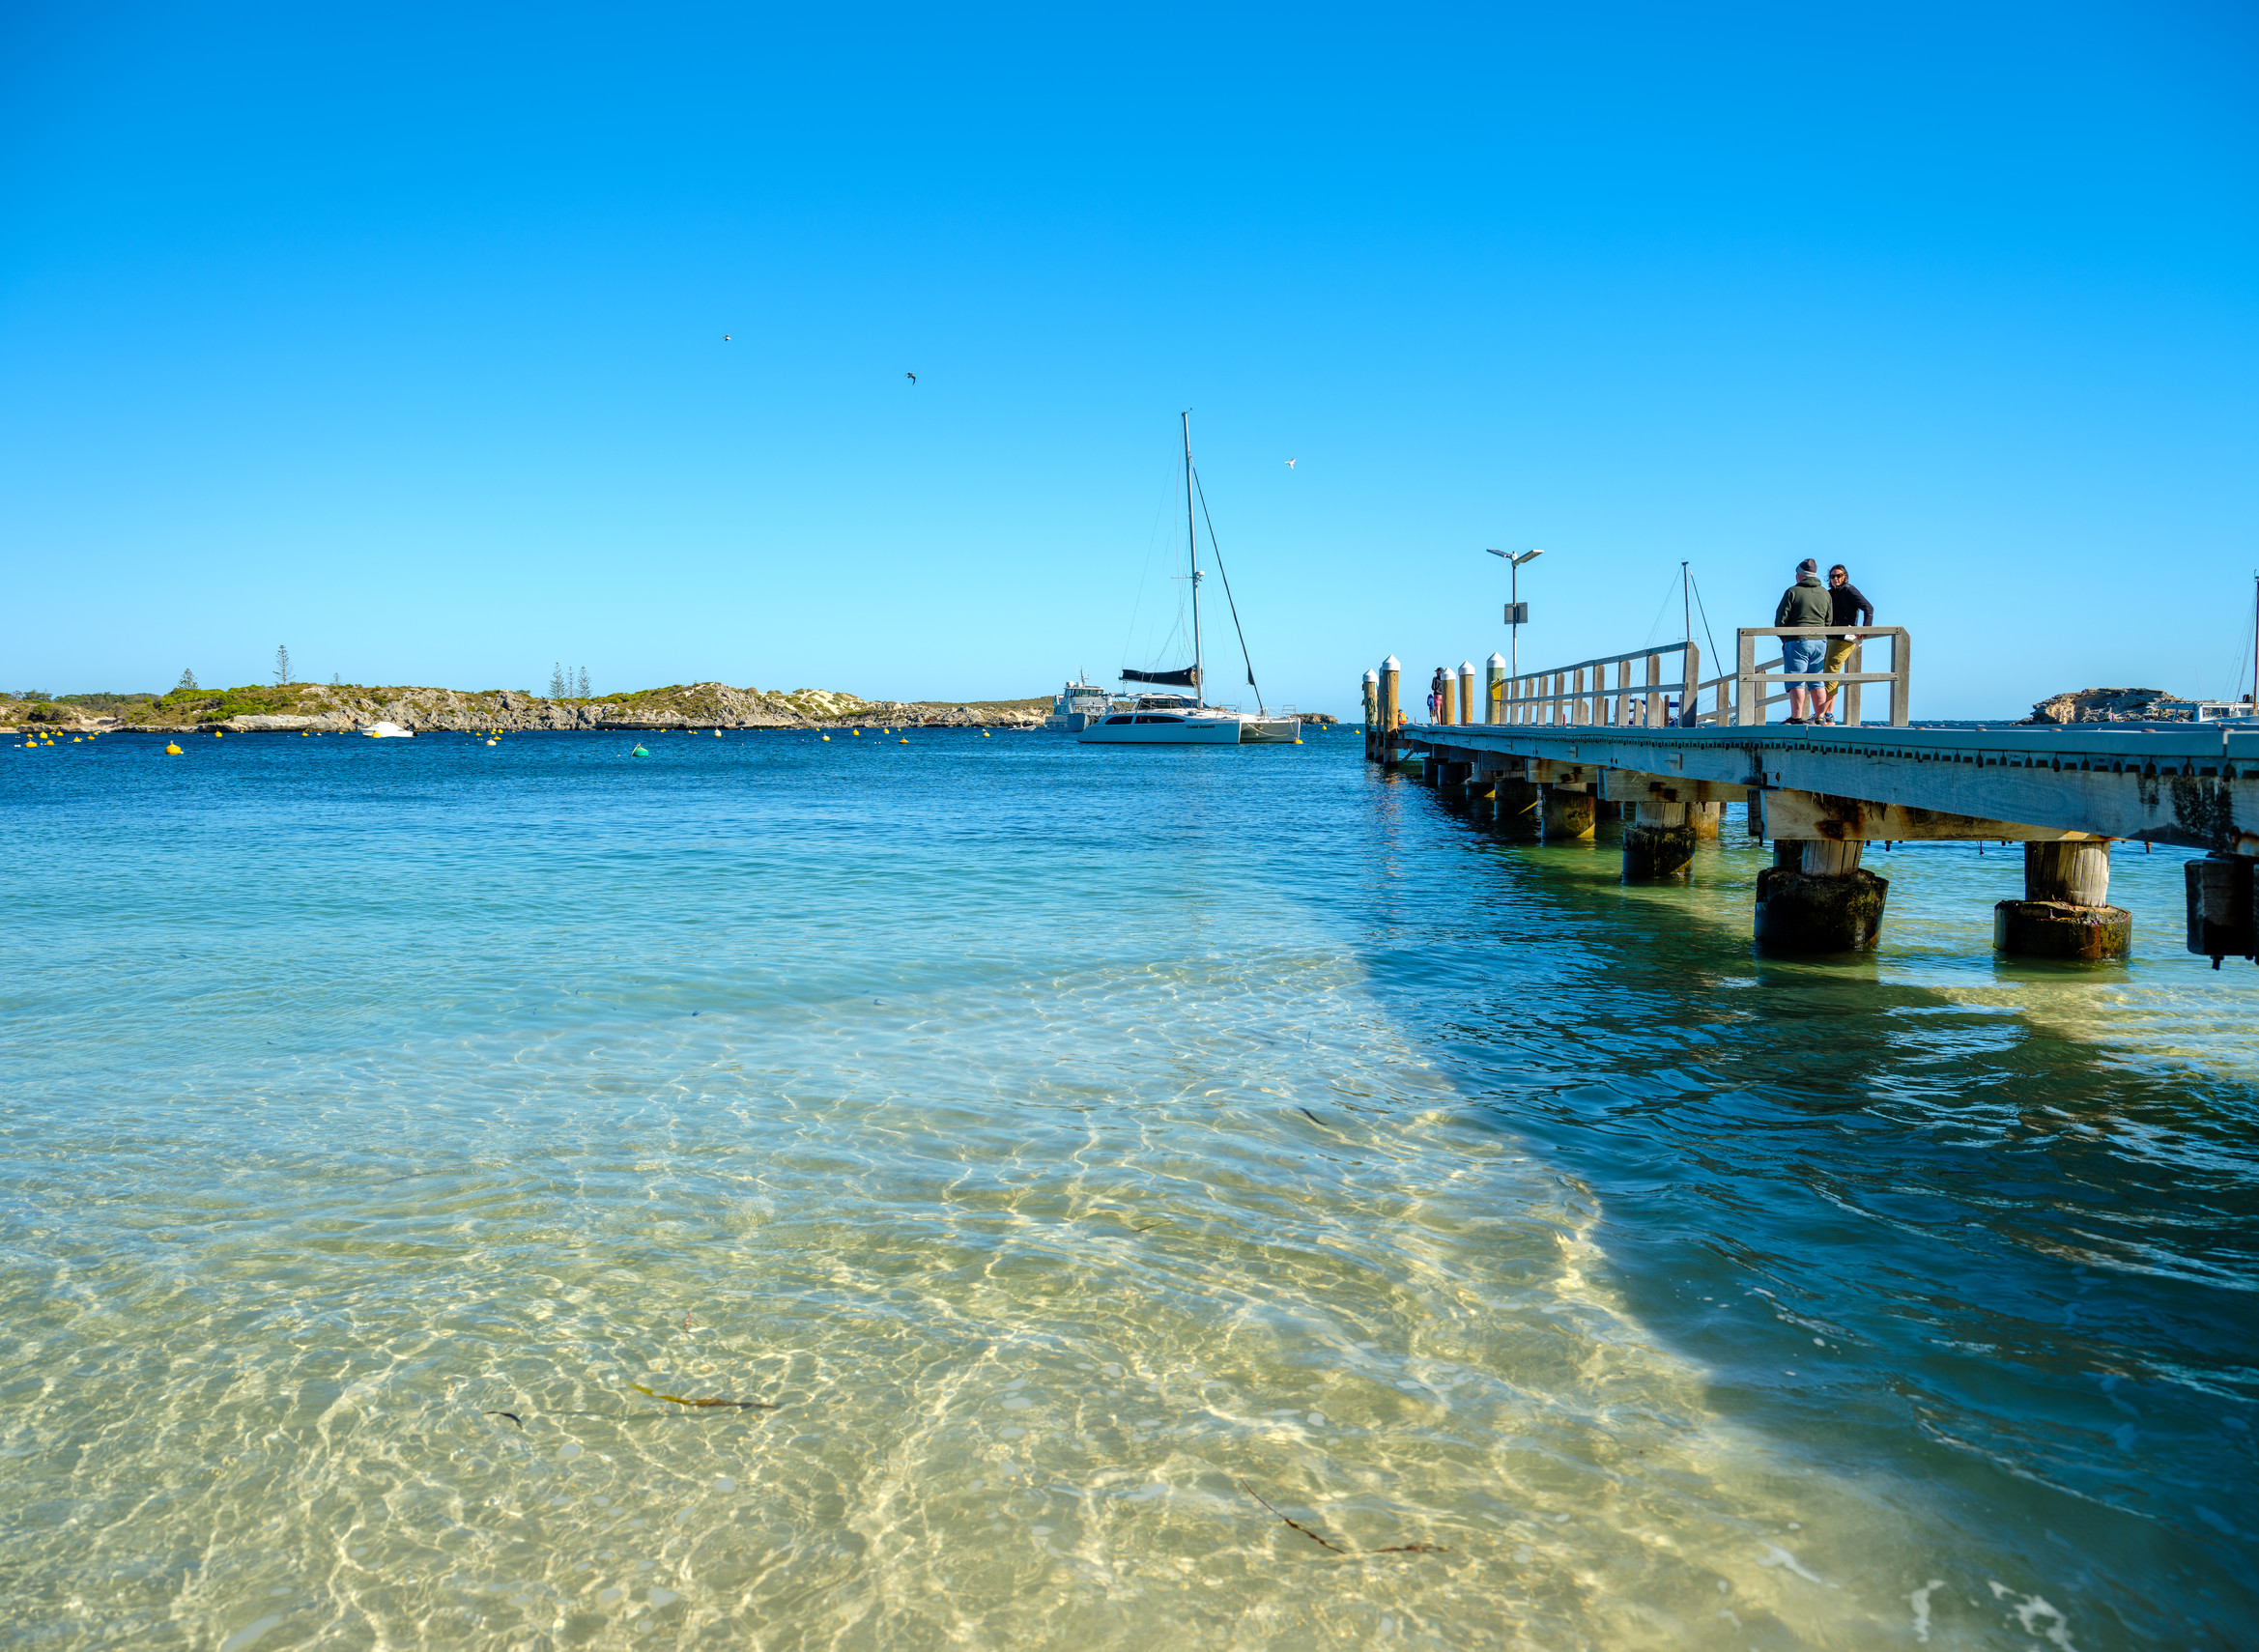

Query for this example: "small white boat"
[360,721,414,738]
[1043,680,1115,732]
[1078,414,1301,749]
[1236,708,1301,744]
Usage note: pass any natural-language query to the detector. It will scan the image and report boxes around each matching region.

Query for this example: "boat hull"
[1076,714,1242,745]
[1235,716,1301,744]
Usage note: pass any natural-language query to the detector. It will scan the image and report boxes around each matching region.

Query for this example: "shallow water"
[1,727,2253,1650]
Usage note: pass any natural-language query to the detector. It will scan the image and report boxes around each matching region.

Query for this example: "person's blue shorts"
[1782,638,1826,677]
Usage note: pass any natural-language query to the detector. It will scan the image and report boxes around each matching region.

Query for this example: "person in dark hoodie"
[1773,558,1833,723]
[1814,562,1874,726]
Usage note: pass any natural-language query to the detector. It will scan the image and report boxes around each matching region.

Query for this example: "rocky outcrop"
[216,713,357,733]
[7,682,1056,733]
[2024,688,2186,725]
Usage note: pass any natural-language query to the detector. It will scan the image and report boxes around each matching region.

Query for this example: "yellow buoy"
[713,729,721,737]
[899,737,908,744]
[821,734,831,741]
[72,736,81,742]
[165,742,183,755]
[1294,738,1303,745]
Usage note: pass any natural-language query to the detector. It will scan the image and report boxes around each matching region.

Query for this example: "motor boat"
[1043,680,1115,732]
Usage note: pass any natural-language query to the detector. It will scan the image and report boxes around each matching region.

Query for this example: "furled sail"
[1121,666,1199,688]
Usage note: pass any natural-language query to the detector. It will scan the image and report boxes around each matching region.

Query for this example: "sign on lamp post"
[1486,549,1545,675]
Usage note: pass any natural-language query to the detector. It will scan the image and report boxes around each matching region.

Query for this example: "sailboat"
[1078,413,1301,747]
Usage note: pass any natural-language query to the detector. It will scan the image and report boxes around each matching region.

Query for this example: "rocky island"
[2021,686,2252,724]
[2,681,1053,734]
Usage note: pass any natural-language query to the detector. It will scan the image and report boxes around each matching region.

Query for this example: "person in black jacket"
[1815,563,1874,726]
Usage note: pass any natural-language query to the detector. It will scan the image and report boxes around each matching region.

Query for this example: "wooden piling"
[1379,657,1401,765]
[1621,799,1695,880]
[1489,776,1542,836]
[1996,841,2130,959]
[1457,662,1476,726]
[1755,840,1889,953]
[1539,785,1595,840]
[1485,653,1506,725]
[1362,669,1380,761]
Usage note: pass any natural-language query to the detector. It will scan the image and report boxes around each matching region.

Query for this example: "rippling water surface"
[3,727,2254,1650]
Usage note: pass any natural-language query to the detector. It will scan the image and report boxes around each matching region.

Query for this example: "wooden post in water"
[1996,841,2130,958]
[1379,657,1401,765]
[1466,765,1497,819]
[1621,800,1695,879]
[1361,669,1379,761]
[1457,662,1476,726]
[1438,669,1456,728]
[1540,784,1595,840]
[1485,652,1506,725]
[1755,839,1889,952]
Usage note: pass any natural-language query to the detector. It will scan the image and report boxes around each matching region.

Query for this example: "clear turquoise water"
[2,727,2253,1650]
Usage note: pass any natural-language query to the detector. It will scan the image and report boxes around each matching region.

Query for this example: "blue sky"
[4,1,2255,716]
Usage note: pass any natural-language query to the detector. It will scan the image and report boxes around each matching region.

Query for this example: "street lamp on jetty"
[1487,548,1545,675]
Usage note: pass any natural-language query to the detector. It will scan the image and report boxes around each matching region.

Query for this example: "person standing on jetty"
[1429,666,1447,724]
[1773,558,1833,724]
[1815,562,1874,726]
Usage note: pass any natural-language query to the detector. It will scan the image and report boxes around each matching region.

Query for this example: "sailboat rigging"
[1077,413,1300,746]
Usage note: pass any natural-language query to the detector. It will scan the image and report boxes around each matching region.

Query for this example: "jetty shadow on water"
[1373,764,2259,1648]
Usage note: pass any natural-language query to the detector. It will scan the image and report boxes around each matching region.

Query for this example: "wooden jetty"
[1360,629,2259,963]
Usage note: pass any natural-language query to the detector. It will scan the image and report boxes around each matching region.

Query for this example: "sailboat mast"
[1183,410,1205,707]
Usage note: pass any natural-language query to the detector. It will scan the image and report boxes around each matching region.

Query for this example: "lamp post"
[1485,548,1545,675]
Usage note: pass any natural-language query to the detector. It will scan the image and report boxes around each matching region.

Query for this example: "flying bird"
[905,371,917,385]
[1284,458,1296,469]
[722,334,731,341]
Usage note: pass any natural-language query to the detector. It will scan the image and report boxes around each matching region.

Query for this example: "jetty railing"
[1471,628,1910,728]
[1730,626,1909,727]
[1495,642,1701,727]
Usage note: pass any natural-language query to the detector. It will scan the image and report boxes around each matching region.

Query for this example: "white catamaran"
[1078,413,1300,747]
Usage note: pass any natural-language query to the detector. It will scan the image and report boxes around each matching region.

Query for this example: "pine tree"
[176,668,198,693]
[549,663,568,698]
[577,666,590,698]
[274,644,291,687]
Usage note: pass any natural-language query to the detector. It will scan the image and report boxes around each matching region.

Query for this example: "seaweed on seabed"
[631,1383,778,1410]
[1238,1481,1446,1556]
